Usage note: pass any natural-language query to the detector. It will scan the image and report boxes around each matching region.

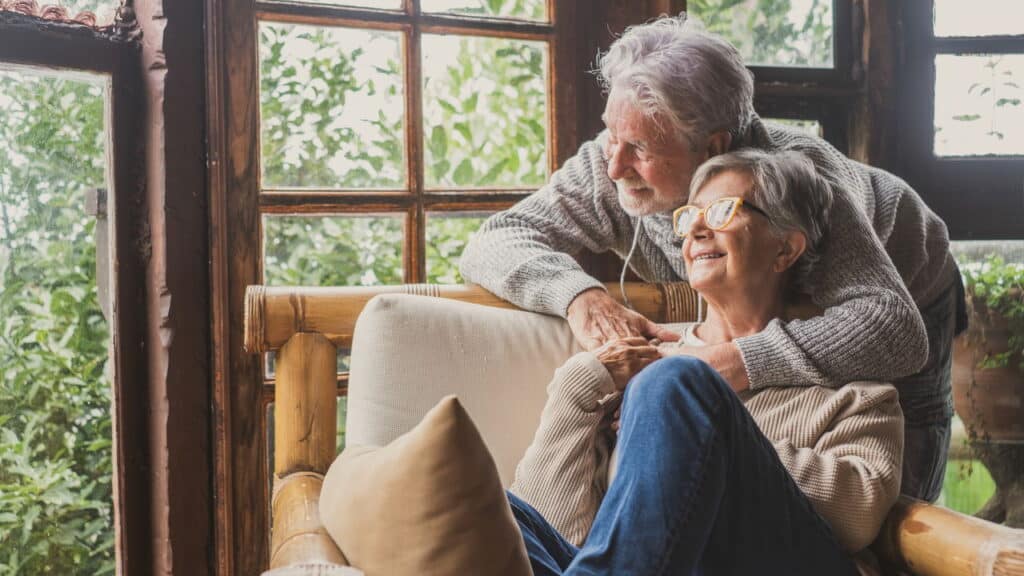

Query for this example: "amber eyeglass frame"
[672,196,770,238]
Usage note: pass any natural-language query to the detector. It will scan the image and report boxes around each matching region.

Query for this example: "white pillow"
[346,294,583,486]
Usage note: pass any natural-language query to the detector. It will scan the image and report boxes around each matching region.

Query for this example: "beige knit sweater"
[510,324,904,553]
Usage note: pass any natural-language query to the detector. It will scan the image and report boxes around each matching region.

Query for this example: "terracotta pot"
[952,293,1024,443]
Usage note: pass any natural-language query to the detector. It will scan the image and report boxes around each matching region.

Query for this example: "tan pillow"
[319,396,532,576]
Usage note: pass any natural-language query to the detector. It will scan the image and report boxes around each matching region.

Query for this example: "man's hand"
[594,337,661,392]
[567,288,681,351]
[658,341,750,392]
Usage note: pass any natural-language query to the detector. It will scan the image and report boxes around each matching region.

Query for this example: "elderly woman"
[507,149,903,575]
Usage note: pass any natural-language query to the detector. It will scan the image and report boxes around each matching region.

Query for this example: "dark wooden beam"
[133,0,215,573]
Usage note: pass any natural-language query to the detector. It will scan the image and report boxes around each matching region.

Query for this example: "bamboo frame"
[243,281,702,353]
[248,282,1024,576]
[268,333,344,570]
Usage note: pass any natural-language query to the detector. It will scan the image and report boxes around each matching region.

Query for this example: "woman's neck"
[694,288,785,345]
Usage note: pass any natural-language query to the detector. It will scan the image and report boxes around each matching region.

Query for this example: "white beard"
[616,178,665,216]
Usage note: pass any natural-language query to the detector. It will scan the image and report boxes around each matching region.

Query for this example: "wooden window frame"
[0,11,150,576]
[207,1,581,574]
[897,1,1024,240]
[743,0,857,153]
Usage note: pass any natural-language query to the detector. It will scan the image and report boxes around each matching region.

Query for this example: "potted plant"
[952,255,1024,526]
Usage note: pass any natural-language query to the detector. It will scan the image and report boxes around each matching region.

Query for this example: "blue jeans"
[510,357,857,576]
[896,276,964,501]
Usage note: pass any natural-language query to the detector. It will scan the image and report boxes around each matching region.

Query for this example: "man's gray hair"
[689,149,834,293]
[597,14,755,149]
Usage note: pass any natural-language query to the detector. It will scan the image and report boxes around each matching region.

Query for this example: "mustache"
[615,177,649,189]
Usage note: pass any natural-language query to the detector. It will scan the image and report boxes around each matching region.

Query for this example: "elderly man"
[459,15,962,502]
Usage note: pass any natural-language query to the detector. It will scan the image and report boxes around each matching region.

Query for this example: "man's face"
[602,89,706,216]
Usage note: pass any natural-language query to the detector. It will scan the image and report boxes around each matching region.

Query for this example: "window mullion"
[405,18,426,282]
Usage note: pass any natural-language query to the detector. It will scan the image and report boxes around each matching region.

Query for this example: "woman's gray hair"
[689,149,834,293]
[597,14,755,149]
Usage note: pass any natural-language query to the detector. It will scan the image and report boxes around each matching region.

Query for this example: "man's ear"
[773,230,808,273]
[704,131,732,159]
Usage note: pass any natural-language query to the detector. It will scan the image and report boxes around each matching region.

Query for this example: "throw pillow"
[320,395,532,576]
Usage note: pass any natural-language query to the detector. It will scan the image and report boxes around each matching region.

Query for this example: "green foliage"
[939,458,997,515]
[0,71,114,574]
[257,1,547,286]
[952,56,1021,142]
[690,0,832,67]
[426,0,545,20]
[961,255,1024,371]
[423,36,547,188]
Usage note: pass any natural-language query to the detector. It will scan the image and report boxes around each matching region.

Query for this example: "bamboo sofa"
[244,282,1024,576]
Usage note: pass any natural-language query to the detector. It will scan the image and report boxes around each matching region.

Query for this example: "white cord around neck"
[619,217,644,311]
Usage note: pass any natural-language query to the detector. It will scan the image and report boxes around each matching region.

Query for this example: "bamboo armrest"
[247,283,1023,576]
[243,282,702,353]
[874,496,1024,575]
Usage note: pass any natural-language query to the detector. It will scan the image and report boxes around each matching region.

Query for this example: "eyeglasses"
[672,197,770,238]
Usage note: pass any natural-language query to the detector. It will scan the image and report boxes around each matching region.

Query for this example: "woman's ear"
[773,230,807,273]
[704,131,732,159]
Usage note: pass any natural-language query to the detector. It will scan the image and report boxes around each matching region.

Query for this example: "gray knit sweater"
[459,119,956,390]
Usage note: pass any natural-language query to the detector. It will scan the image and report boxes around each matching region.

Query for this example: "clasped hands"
[570,288,707,392]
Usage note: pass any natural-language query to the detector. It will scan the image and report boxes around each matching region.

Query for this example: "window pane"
[689,0,833,68]
[935,54,1024,157]
[259,23,405,189]
[765,118,822,137]
[421,0,546,21]
[944,241,1023,515]
[934,0,1024,37]
[265,348,351,379]
[0,69,115,573]
[426,213,489,283]
[422,35,548,188]
[15,0,121,26]
[262,214,404,286]
[262,0,401,8]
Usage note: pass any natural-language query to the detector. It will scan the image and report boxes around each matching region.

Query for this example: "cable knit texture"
[460,119,956,391]
[511,325,904,553]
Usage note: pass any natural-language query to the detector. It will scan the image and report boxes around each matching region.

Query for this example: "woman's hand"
[594,336,661,392]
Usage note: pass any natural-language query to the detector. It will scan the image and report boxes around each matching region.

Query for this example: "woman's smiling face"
[681,170,783,297]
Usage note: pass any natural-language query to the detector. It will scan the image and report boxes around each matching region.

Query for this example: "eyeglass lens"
[676,198,739,235]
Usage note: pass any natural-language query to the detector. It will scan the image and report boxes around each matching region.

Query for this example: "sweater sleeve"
[772,384,904,552]
[510,352,617,546]
[459,137,634,317]
[734,171,929,390]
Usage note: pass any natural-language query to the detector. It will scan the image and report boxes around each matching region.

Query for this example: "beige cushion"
[346,294,583,486]
[320,396,531,576]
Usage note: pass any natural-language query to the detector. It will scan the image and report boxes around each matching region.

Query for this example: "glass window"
[764,117,822,137]
[934,54,1024,157]
[262,214,401,377]
[688,0,833,68]
[262,214,404,287]
[0,68,115,574]
[934,0,1024,37]
[259,23,406,189]
[422,34,549,188]
[420,0,547,22]
[941,240,1024,515]
[426,212,489,283]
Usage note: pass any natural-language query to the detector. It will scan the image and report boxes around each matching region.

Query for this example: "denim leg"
[508,491,579,576]
[896,278,959,500]
[567,356,856,576]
